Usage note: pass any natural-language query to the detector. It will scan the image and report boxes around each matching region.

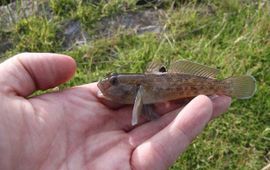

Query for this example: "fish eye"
[159,66,166,72]
[109,75,118,85]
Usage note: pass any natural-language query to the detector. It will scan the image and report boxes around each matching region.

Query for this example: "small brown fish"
[97,61,256,126]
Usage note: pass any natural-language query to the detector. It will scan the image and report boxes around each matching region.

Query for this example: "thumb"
[0,53,76,97]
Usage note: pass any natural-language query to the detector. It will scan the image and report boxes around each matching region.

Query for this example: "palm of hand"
[0,53,231,170]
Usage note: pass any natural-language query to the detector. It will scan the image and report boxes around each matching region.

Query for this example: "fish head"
[97,73,137,103]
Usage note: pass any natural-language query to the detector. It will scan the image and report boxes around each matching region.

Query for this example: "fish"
[97,61,256,126]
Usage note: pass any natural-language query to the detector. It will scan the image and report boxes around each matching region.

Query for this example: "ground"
[0,0,269,169]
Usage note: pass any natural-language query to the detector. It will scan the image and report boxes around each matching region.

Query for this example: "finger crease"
[16,57,38,91]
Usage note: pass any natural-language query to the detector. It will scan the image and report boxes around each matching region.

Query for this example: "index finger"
[131,95,230,170]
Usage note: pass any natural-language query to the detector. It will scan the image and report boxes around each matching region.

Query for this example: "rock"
[0,0,52,55]
[60,20,89,50]
[0,0,51,31]
[95,9,165,37]
[59,10,164,50]
[0,40,13,55]
[0,1,165,54]
[0,31,13,55]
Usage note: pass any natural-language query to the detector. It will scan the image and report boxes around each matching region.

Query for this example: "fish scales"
[98,73,230,104]
[97,61,256,126]
[141,74,228,103]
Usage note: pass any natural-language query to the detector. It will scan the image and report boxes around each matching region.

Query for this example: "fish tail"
[223,75,256,99]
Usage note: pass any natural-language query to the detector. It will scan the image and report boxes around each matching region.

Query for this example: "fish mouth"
[97,79,113,101]
[97,78,111,91]
[97,79,103,89]
[97,89,111,100]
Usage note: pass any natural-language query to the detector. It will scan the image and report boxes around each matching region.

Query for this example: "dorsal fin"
[145,61,167,73]
[168,60,219,79]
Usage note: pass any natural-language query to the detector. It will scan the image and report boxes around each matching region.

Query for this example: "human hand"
[0,53,231,170]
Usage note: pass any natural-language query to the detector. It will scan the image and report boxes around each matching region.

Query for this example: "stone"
[60,20,89,50]
[96,9,165,38]
[0,0,51,31]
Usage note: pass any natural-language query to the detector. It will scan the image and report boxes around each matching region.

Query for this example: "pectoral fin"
[131,85,144,126]
[143,104,160,120]
[168,60,219,79]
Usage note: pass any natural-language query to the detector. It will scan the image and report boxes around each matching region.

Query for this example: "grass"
[0,0,269,169]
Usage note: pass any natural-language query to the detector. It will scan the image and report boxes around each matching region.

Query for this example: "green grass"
[0,0,269,169]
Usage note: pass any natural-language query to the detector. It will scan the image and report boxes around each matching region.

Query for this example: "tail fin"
[224,76,256,99]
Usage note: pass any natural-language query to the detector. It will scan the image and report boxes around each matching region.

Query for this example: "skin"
[0,53,231,170]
